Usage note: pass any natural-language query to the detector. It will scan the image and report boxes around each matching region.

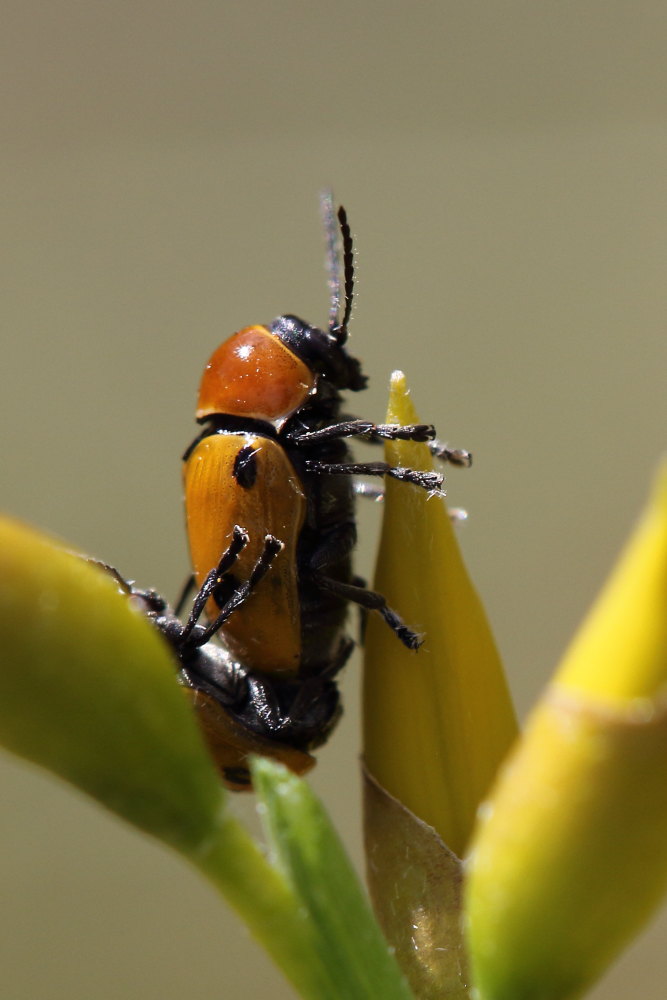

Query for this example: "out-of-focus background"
[1,3,666,998]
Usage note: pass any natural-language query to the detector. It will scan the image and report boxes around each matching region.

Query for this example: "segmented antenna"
[336,205,354,343]
[320,190,355,344]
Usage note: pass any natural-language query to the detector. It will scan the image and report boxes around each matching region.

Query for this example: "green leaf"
[0,515,225,852]
[252,756,415,1000]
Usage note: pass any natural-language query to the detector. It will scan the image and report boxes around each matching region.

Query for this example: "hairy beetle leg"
[289,420,435,446]
[195,535,284,646]
[304,458,444,494]
[181,531,283,647]
[297,421,471,468]
[180,525,250,643]
[313,573,423,651]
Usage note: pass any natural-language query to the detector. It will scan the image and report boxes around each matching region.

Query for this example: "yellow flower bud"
[363,372,517,855]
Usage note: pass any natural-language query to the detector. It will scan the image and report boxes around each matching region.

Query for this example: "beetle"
[181,194,469,673]
[94,549,339,791]
[167,193,471,787]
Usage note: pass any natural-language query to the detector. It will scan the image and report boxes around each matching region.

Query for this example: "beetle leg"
[86,558,173,617]
[85,558,135,595]
[193,534,284,646]
[287,419,435,446]
[290,421,472,468]
[304,458,444,494]
[366,428,472,467]
[311,573,422,651]
[180,525,251,643]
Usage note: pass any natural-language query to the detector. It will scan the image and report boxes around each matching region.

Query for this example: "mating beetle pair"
[135,194,470,789]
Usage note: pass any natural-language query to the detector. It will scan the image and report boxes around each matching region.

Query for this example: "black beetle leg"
[192,534,284,646]
[86,558,170,615]
[85,558,134,595]
[312,573,422,651]
[295,420,472,469]
[349,574,369,644]
[304,458,443,494]
[288,420,435,446]
[180,525,251,644]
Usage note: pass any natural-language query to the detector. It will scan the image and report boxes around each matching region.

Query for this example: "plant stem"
[191,812,331,1000]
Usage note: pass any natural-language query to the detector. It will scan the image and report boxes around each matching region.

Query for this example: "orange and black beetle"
[129,552,340,792]
[153,195,469,789]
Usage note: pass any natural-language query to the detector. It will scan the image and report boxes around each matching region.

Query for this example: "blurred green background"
[1,3,666,998]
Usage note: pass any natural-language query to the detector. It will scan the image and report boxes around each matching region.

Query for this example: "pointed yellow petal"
[363,372,517,857]
[557,463,667,703]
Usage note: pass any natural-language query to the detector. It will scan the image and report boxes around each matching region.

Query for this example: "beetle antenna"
[336,205,354,343]
[321,190,342,336]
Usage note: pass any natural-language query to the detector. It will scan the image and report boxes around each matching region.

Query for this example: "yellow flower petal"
[557,463,667,704]
[363,371,518,856]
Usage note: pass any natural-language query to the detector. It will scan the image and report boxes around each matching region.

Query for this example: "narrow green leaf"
[252,756,415,1000]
